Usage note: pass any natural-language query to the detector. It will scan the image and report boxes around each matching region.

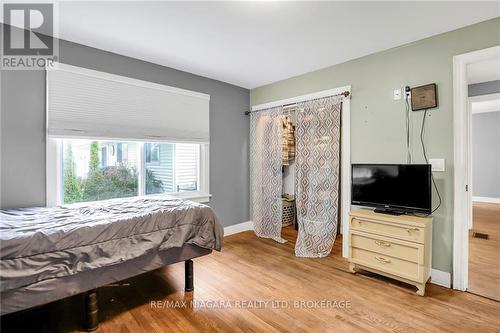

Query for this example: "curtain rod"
[244,90,350,115]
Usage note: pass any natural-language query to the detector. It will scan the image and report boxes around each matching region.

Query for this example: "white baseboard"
[472,196,500,204]
[224,221,253,237]
[431,269,451,288]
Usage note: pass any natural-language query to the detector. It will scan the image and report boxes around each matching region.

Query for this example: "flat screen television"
[351,164,432,215]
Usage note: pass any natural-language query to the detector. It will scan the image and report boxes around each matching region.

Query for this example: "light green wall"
[251,18,500,273]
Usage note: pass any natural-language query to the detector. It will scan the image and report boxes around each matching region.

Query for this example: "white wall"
[282,111,296,196]
[283,161,295,195]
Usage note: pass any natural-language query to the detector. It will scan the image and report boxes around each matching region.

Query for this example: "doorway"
[469,90,500,300]
[453,46,500,298]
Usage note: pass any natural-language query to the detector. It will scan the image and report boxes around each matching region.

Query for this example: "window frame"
[145,143,160,164]
[46,138,210,206]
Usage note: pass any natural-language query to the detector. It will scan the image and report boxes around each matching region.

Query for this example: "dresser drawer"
[350,247,424,282]
[350,231,424,264]
[350,217,425,243]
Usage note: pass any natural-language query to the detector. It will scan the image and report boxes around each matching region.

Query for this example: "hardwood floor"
[469,202,500,301]
[2,226,500,333]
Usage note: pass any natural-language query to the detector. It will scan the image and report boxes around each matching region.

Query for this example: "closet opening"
[280,105,344,257]
[249,86,351,258]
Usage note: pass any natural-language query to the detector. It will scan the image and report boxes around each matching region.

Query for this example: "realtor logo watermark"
[151,299,353,310]
[1,2,58,70]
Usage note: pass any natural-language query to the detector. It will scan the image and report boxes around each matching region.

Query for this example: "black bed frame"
[84,259,194,331]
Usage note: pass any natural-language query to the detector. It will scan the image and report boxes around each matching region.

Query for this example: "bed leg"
[185,259,194,292]
[85,289,99,331]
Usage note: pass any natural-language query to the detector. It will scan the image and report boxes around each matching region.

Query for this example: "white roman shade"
[46,63,210,142]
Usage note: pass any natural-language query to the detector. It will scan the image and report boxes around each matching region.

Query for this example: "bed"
[0,195,223,330]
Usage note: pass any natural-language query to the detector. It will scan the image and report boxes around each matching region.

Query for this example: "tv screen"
[351,164,431,214]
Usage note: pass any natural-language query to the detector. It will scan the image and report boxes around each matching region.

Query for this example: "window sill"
[168,192,212,203]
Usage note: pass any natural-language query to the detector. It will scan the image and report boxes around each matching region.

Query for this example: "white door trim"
[452,45,500,291]
[340,93,351,258]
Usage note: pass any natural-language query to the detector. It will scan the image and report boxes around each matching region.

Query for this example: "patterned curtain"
[250,107,283,240]
[294,96,342,257]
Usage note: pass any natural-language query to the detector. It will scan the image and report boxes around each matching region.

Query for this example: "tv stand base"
[373,208,404,215]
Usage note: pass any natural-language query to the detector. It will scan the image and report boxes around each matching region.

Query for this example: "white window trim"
[137,142,146,196]
[46,138,63,207]
[46,139,211,206]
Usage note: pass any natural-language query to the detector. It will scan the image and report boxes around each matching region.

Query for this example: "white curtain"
[294,96,342,257]
[250,107,283,240]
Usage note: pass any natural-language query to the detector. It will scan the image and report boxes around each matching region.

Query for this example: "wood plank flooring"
[2,226,500,332]
[469,202,500,301]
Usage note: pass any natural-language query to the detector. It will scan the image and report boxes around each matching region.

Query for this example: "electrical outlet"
[429,158,445,172]
[393,88,401,100]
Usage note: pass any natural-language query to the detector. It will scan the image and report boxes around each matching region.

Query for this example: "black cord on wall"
[405,93,412,163]
[420,109,442,214]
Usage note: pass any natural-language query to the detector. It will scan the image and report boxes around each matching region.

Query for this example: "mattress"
[0,195,223,294]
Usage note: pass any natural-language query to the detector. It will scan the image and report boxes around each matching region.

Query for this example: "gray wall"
[469,80,500,97]
[472,111,500,198]
[0,28,250,227]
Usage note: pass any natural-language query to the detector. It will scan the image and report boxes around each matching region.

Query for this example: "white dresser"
[348,209,433,296]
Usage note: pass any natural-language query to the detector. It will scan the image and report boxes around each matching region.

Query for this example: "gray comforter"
[0,195,223,293]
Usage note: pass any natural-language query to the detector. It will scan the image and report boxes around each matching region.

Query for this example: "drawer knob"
[406,228,419,233]
[375,256,391,264]
[375,240,391,247]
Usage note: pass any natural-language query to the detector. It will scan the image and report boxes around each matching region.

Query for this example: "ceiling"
[6,1,500,89]
[467,58,500,84]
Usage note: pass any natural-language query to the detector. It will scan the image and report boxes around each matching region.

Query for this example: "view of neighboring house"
[64,140,199,199]
[101,142,138,170]
[145,143,200,193]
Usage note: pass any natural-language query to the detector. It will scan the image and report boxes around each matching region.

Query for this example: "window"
[144,142,200,195]
[145,143,160,164]
[117,143,125,163]
[57,139,207,205]
[174,143,199,193]
[46,63,210,206]
[62,140,138,204]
